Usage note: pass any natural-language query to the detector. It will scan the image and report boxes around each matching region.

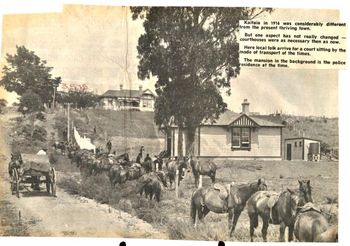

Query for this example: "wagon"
[10,154,56,198]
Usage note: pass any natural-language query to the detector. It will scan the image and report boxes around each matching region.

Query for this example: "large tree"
[58,83,99,109]
[131,7,272,156]
[0,45,61,105]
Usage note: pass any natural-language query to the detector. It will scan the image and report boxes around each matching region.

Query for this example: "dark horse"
[190,178,267,236]
[246,179,313,242]
[189,156,216,187]
[166,157,188,188]
[294,203,337,242]
[137,171,167,202]
[115,153,130,166]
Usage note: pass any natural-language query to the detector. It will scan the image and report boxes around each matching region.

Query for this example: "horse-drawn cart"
[9,153,56,198]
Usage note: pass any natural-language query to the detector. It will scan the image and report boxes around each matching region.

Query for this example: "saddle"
[263,191,280,223]
[299,202,322,214]
[267,192,280,209]
[213,183,230,200]
[131,163,142,169]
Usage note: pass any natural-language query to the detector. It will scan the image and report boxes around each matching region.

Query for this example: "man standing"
[106,139,112,154]
[136,146,144,164]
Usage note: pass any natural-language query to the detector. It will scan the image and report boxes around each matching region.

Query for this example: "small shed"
[284,137,321,161]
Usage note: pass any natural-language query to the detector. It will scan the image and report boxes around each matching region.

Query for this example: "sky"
[0,4,339,117]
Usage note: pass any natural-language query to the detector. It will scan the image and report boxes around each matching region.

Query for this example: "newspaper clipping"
[0,3,345,245]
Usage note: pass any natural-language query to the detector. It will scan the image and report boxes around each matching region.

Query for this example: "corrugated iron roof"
[101,89,155,98]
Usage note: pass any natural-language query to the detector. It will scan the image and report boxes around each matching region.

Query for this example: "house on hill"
[168,99,284,160]
[100,85,155,111]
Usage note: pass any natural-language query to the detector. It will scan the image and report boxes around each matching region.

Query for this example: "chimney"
[120,84,123,90]
[139,85,143,92]
[241,99,250,114]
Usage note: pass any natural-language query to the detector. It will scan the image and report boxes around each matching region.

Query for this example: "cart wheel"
[13,169,20,198]
[50,167,56,197]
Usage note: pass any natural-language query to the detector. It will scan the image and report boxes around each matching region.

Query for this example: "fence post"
[198,175,203,188]
[175,169,179,198]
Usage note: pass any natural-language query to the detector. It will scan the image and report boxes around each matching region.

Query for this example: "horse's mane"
[234,180,258,189]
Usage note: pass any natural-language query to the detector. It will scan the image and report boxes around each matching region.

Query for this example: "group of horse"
[56,143,338,242]
[64,145,196,202]
[190,178,337,242]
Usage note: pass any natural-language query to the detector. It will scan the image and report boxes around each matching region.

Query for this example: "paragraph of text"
[239,20,347,69]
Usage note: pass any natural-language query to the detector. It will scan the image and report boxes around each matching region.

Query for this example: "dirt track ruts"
[0,111,166,238]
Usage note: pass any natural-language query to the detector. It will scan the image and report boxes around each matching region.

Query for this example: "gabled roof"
[201,110,284,127]
[100,89,155,98]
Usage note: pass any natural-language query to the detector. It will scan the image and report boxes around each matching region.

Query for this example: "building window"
[295,142,297,147]
[231,127,251,150]
[299,141,302,147]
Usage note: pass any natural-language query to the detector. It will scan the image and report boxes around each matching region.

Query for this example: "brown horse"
[189,157,216,188]
[190,178,267,237]
[166,157,188,188]
[294,203,338,242]
[247,189,300,242]
[108,164,128,186]
[127,163,146,180]
[246,180,313,242]
[137,171,168,202]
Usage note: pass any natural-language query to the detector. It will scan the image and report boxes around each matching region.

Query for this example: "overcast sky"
[0,5,339,117]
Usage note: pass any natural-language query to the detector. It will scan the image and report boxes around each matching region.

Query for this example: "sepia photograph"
[0,2,345,244]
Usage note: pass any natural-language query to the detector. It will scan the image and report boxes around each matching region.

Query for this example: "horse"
[246,179,313,242]
[166,157,188,188]
[297,179,313,204]
[190,178,267,236]
[138,171,168,202]
[95,155,116,174]
[189,156,216,187]
[8,152,23,177]
[153,150,170,171]
[52,141,66,155]
[247,189,300,242]
[108,164,128,186]
[294,202,337,242]
[127,163,146,180]
[116,153,130,166]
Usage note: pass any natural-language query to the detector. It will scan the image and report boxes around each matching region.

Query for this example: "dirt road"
[0,111,166,238]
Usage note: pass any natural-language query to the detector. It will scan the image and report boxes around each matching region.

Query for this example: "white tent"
[73,127,96,152]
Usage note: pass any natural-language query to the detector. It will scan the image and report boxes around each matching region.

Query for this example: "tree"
[58,83,99,109]
[131,7,273,156]
[18,89,44,114]
[0,99,7,114]
[0,45,61,104]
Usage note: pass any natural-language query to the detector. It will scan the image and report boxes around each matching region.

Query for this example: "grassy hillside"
[53,109,165,158]
[55,109,164,139]
[254,114,338,148]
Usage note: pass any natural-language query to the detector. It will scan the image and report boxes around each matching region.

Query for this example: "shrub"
[57,177,80,195]
[18,90,44,114]
[79,174,112,204]
[32,126,47,142]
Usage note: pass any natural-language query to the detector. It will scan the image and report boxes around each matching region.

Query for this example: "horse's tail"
[190,190,198,224]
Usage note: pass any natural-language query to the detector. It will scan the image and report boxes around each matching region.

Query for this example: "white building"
[100,85,155,111]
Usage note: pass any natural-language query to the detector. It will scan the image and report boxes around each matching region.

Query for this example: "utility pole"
[65,103,72,142]
[52,85,57,110]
